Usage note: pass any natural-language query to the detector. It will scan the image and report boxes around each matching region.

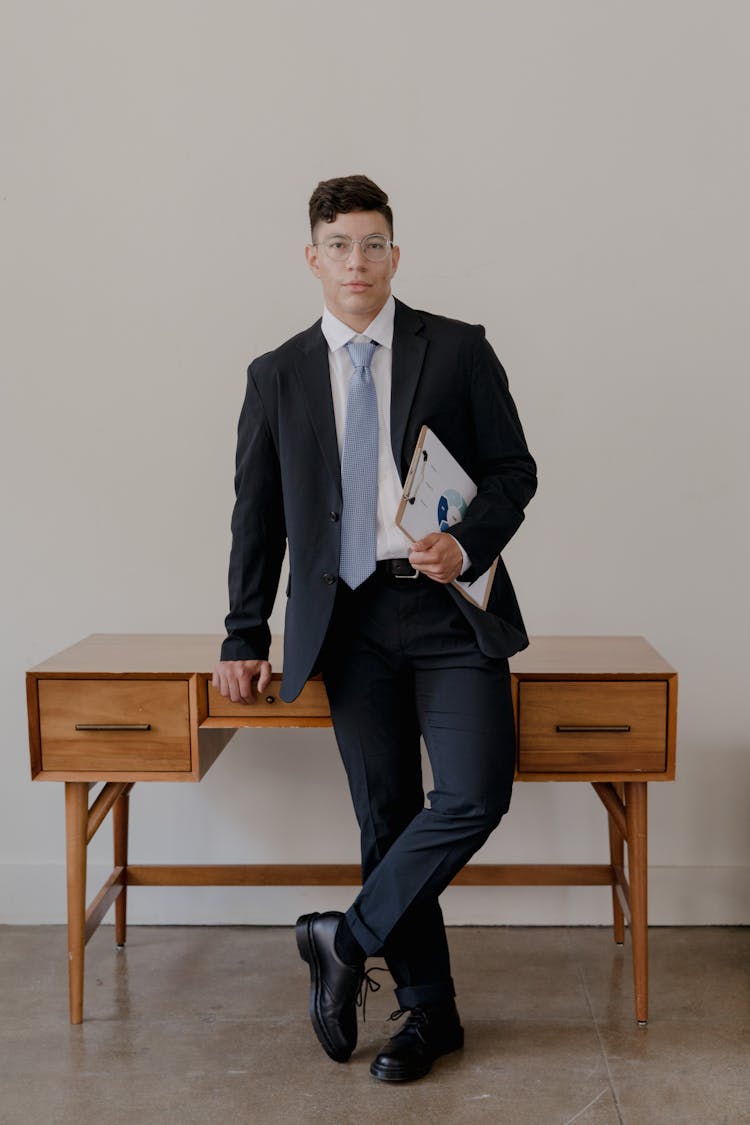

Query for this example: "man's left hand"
[409,532,463,583]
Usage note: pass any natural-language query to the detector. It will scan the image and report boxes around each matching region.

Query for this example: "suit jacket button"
[322,572,336,585]
[328,511,339,522]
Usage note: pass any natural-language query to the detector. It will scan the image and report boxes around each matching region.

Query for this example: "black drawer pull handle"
[556,724,631,733]
[265,696,275,704]
[75,723,151,732]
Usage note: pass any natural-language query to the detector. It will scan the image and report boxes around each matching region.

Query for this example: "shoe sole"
[369,1030,465,1083]
[295,913,351,1064]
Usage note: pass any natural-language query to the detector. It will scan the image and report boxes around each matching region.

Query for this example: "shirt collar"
[321,294,395,352]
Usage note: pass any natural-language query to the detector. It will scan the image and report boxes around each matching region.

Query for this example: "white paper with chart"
[395,425,498,610]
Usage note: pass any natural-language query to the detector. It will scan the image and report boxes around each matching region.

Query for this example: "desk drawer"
[517,681,667,772]
[207,678,330,719]
[38,680,191,772]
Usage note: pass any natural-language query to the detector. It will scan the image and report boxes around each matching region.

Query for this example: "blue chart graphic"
[437,489,468,532]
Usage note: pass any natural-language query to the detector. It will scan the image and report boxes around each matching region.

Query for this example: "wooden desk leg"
[608,782,625,945]
[64,782,88,1025]
[113,787,130,948]
[625,781,648,1025]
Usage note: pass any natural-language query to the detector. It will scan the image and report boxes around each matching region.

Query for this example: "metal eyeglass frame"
[312,234,395,262]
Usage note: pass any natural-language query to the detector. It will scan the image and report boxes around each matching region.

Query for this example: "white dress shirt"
[321,296,410,561]
[321,296,470,572]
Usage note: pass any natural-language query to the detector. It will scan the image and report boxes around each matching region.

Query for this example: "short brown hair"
[309,175,394,239]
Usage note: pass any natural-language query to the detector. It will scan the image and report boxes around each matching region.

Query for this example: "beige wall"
[2,0,749,924]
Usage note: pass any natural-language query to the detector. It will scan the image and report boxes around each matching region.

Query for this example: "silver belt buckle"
[394,562,419,579]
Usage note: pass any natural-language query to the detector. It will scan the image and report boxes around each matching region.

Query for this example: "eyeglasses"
[313,234,394,262]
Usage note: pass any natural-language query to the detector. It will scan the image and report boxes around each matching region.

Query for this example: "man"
[213,175,536,1082]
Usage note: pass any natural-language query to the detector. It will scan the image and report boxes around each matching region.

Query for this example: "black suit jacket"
[221,298,537,702]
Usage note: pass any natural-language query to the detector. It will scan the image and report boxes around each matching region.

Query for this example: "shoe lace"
[387,1005,430,1044]
[355,966,384,1022]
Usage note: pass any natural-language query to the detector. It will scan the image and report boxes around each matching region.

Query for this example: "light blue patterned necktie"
[339,338,379,589]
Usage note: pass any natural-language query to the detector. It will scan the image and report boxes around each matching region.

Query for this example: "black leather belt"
[376,558,420,579]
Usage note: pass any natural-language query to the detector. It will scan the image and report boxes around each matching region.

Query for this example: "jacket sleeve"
[448,329,537,580]
[220,363,287,662]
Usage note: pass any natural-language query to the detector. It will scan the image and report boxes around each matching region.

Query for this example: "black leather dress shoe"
[295,911,365,1063]
[369,1001,464,1082]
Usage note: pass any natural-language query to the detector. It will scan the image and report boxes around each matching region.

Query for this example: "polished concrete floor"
[0,925,747,1125]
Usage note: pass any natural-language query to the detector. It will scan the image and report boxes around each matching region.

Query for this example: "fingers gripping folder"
[395,425,498,610]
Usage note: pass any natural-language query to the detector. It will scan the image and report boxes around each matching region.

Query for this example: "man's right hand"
[212,660,273,704]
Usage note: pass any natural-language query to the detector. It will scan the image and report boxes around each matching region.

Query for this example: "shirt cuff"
[448,535,471,576]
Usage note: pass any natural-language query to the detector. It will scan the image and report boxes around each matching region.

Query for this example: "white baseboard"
[1,863,748,925]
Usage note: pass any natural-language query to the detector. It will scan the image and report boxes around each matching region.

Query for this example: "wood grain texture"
[113,788,130,946]
[39,680,191,772]
[206,678,330,719]
[86,782,129,843]
[626,781,649,1023]
[84,867,125,943]
[65,782,88,1025]
[26,674,42,778]
[28,633,283,675]
[510,635,676,676]
[28,635,677,779]
[123,863,617,887]
[28,633,675,676]
[606,781,626,943]
[31,634,677,1027]
[518,681,667,773]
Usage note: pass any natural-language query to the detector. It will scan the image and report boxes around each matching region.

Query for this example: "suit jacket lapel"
[294,322,342,495]
[293,301,427,493]
[390,299,427,480]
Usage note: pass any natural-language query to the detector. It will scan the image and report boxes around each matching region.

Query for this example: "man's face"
[305,210,400,331]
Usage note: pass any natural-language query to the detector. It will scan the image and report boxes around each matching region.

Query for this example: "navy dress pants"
[319,570,516,1010]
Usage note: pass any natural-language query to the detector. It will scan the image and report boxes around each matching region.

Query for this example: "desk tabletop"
[28,633,676,678]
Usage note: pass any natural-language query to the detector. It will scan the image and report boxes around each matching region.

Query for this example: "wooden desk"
[26,634,677,1026]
